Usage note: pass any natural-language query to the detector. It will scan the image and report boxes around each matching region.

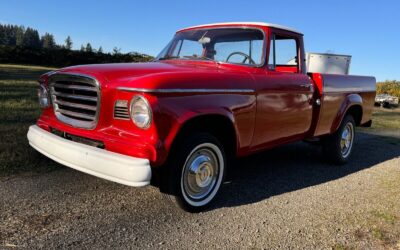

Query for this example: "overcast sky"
[1,0,399,81]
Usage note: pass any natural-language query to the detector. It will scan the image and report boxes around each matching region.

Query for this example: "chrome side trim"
[117,87,255,94]
[324,90,374,94]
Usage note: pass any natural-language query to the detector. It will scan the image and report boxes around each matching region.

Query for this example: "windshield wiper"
[182,55,215,62]
[157,55,216,62]
[156,56,180,61]
[199,56,215,61]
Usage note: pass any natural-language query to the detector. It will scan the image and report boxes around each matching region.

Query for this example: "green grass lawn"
[369,107,400,130]
[0,64,60,176]
[0,64,399,176]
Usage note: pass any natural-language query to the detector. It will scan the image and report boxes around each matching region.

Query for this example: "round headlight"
[130,95,152,129]
[38,85,50,108]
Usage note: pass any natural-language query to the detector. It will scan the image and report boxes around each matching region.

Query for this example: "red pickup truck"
[28,22,376,212]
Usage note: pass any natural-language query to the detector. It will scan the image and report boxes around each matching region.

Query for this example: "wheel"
[322,115,356,164]
[383,102,390,108]
[159,133,226,212]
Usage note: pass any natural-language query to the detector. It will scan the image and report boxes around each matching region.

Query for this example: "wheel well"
[346,105,363,126]
[172,115,237,157]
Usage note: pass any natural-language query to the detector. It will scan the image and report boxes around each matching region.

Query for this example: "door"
[252,32,314,148]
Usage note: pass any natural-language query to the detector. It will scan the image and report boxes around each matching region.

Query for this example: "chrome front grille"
[49,73,100,129]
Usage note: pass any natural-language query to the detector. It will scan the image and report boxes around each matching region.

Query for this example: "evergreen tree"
[2,24,10,45]
[0,24,5,45]
[32,29,41,48]
[112,47,121,55]
[15,26,25,46]
[85,43,93,53]
[23,27,41,48]
[98,46,103,53]
[80,45,85,51]
[41,33,54,48]
[41,33,56,49]
[3,24,17,45]
[64,36,73,50]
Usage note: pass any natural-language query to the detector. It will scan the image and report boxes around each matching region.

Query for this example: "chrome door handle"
[300,83,312,88]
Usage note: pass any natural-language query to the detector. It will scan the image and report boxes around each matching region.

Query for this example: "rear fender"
[330,94,362,133]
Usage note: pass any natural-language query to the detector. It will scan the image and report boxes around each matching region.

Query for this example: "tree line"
[377,80,400,98]
[0,24,153,67]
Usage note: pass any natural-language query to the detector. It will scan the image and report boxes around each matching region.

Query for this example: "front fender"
[152,93,256,166]
[168,108,236,145]
[330,94,362,133]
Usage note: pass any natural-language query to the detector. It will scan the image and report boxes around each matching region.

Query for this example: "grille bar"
[51,90,97,102]
[49,73,100,129]
[53,83,97,92]
[54,99,97,111]
[57,109,95,120]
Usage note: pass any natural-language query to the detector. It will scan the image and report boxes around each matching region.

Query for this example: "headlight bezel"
[130,95,152,129]
[38,84,51,108]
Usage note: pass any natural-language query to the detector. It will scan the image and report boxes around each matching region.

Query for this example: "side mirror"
[198,37,211,44]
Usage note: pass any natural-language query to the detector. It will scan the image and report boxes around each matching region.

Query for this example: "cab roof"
[178,22,302,35]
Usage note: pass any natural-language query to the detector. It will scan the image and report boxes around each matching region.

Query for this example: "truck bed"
[309,73,376,136]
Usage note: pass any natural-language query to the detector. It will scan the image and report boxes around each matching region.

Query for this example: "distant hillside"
[0,24,153,67]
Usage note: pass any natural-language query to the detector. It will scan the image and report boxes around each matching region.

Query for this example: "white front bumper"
[27,125,151,187]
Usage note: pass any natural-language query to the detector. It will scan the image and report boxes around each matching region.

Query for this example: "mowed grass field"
[368,107,400,130]
[0,64,399,176]
[0,64,59,176]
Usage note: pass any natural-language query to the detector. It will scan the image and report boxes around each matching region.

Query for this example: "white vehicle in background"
[375,94,399,108]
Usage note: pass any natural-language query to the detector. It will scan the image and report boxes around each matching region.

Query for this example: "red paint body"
[36,24,376,167]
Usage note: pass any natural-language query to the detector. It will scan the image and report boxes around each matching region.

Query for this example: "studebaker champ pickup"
[28,22,376,212]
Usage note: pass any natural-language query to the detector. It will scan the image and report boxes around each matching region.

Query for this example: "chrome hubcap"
[182,148,219,200]
[340,122,354,158]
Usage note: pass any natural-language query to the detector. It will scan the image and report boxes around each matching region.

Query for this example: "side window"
[276,38,297,65]
[269,35,299,73]
[250,40,264,65]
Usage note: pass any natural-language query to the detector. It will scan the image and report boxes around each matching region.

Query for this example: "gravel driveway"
[1,131,399,249]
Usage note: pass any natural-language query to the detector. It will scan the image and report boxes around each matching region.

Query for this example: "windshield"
[156,28,265,66]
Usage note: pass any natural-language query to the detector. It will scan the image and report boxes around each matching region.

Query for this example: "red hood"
[48,61,254,90]
[58,61,214,83]
[58,61,198,79]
